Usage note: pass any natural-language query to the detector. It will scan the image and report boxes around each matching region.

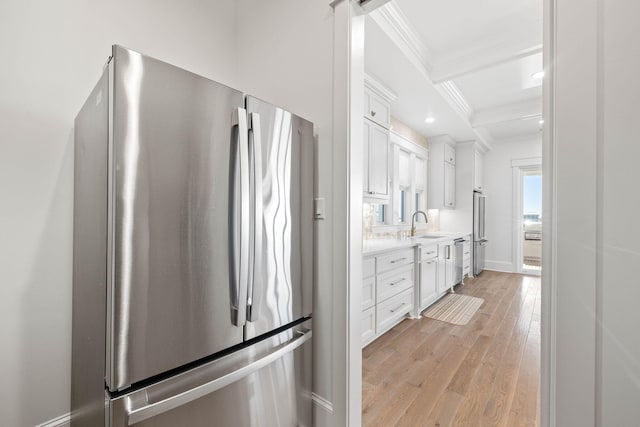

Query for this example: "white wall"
[234,2,350,425]
[546,0,640,425]
[483,138,541,272]
[0,1,238,425]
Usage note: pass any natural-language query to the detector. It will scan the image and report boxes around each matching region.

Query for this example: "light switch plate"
[314,198,325,220]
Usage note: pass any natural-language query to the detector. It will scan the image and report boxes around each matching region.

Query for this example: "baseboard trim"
[312,392,334,414]
[35,413,70,427]
[485,260,514,273]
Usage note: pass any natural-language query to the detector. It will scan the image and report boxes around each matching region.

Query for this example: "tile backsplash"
[363,204,440,239]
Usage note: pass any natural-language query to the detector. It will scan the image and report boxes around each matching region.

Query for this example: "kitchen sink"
[419,235,444,239]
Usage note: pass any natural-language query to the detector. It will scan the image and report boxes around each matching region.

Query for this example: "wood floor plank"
[362,272,541,427]
[424,389,466,427]
[481,291,536,426]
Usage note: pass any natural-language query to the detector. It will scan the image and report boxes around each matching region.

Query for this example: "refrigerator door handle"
[125,329,313,425]
[247,113,263,321]
[230,107,250,326]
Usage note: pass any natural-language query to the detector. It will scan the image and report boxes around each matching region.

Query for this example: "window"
[398,189,406,223]
[373,204,385,223]
[385,133,428,227]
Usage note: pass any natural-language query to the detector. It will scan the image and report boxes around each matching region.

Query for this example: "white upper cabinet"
[444,143,456,165]
[428,136,457,209]
[444,162,456,208]
[473,149,484,192]
[363,120,389,200]
[363,75,397,203]
[364,89,391,129]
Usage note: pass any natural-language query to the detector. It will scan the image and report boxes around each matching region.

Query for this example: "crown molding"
[364,73,398,103]
[369,2,433,77]
[434,80,473,121]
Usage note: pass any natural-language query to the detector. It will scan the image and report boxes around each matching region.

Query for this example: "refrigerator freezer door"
[108,46,246,390]
[109,321,313,427]
[244,97,314,340]
[474,240,487,276]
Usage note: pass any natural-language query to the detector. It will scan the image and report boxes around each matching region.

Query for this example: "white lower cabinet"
[377,288,414,333]
[463,239,471,278]
[419,258,438,309]
[362,248,415,347]
[361,306,376,345]
[418,244,439,310]
[439,240,455,291]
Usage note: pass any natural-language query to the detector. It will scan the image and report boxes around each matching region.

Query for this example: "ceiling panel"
[394,0,542,57]
[480,115,543,142]
[453,52,543,111]
[365,16,477,142]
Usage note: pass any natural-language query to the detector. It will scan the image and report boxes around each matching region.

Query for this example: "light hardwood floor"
[362,271,540,427]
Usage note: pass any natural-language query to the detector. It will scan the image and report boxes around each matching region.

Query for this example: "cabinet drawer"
[420,245,438,261]
[362,276,375,310]
[377,248,414,273]
[377,265,414,302]
[377,288,413,333]
[361,306,376,346]
[363,257,376,279]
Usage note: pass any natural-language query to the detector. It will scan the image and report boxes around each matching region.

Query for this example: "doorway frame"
[337,0,564,425]
[512,159,542,276]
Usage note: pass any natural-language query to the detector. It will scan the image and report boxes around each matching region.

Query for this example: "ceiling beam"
[369,3,434,76]
[431,44,543,84]
[471,98,542,128]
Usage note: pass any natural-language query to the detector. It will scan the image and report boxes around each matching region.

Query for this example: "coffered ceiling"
[364,0,543,148]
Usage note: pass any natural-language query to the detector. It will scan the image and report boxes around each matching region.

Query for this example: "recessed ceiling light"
[539,119,544,125]
[532,71,545,80]
[425,117,435,124]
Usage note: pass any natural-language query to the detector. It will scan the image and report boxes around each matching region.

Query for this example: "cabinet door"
[444,162,456,208]
[446,249,455,289]
[444,143,456,165]
[436,243,447,295]
[474,150,483,191]
[420,259,438,309]
[362,276,375,311]
[364,89,391,128]
[370,123,389,197]
[361,307,376,347]
[363,121,371,195]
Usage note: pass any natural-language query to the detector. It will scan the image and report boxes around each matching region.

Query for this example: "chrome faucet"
[410,210,428,237]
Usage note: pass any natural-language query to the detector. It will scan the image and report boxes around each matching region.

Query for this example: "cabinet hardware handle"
[371,110,376,116]
[425,251,435,255]
[426,261,435,265]
[390,302,406,313]
[390,278,406,286]
[390,257,407,263]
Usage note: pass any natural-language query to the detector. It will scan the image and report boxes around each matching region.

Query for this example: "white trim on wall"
[512,159,542,276]
[34,413,70,427]
[541,1,556,425]
[485,260,514,273]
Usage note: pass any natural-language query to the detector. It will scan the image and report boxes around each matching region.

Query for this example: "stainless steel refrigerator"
[71,46,314,427]
[473,190,487,276]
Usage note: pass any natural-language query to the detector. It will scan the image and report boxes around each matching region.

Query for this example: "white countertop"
[362,231,471,256]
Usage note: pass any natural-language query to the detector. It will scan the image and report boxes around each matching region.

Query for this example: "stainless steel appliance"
[473,190,488,276]
[71,46,314,427]
[453,237,466,284]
